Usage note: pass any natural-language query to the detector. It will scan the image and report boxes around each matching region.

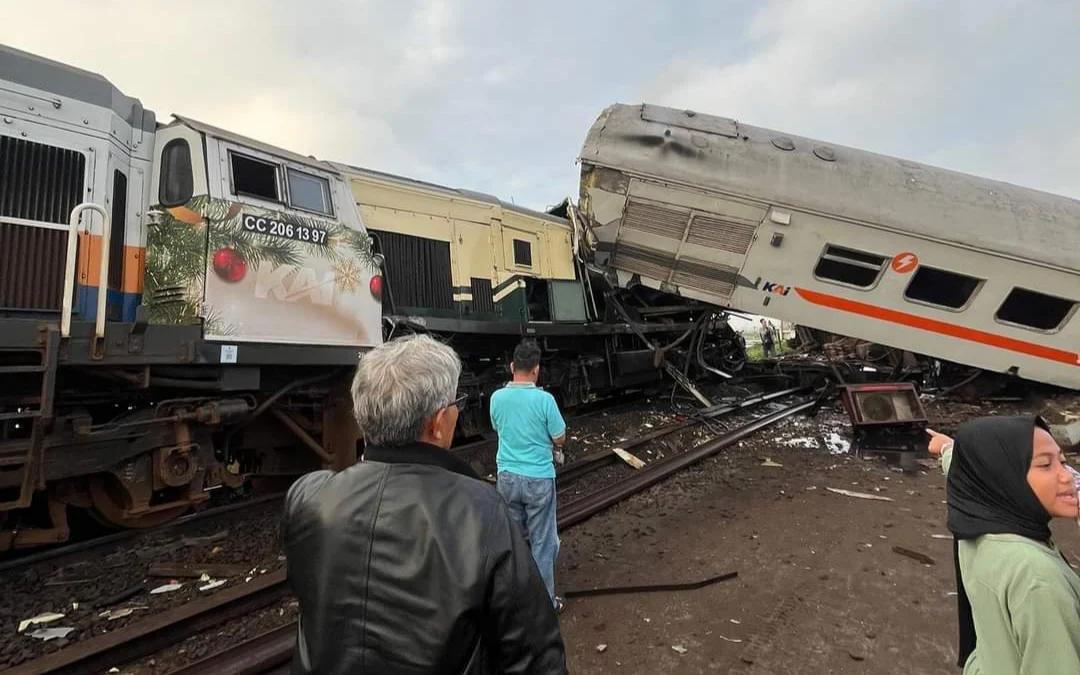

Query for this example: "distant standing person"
[760,318,776,358]
[490,341,567,613]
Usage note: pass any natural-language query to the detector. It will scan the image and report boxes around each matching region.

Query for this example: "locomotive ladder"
[0,325,60,510]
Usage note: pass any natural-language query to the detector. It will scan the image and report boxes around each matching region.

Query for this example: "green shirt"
[941,448,1080,674]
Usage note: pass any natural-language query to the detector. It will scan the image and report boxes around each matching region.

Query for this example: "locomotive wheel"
[88,475,191,529]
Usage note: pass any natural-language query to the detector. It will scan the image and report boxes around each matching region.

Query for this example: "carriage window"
[813,245,886,288]
[904,266,981,309]
[995,288,1075,331]
[159,139,193,207]
[287,167,333,216]
[230,152,280,201]
[513,239,533,267]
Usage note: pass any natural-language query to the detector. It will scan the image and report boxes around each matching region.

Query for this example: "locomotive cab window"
[813,245,886,288]
[159,139,193,207]
[904,266,981,309]
[230,152,280,202]
[287,167,333,216]
[995,288,1076,332]
[513,239,533,267]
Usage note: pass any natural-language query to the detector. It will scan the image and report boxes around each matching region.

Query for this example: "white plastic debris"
[824,432,852,454]
[199,579,227,592]
[100,607,137,621]
[827,487,895,502]
[150,582,184,594]
[596,644,608,653]
[761,458,783,467]
[28,626,75,641]
[671,644,688,654]
[717,635,743,643]
[17,612,65,633]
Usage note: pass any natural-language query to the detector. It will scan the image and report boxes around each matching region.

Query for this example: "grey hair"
[351,333,462,446]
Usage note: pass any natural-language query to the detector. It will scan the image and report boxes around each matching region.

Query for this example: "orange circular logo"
[891,252,919,274]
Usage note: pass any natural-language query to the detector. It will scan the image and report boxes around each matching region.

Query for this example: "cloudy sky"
[4,0,1077,211]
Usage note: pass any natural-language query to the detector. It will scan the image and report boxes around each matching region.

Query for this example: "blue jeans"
[496,471,559,606]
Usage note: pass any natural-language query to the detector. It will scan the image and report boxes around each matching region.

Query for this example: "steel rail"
[5,570,289,675]
[165,624,295,675]
[158,393,819,675]
[119,395,809,675]
[0,492,286,575]
[164,572,747,675]
[557,396,818,530]
[555,386,808,486]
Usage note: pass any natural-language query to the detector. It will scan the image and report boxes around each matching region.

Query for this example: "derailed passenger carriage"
[0,45,380,548]
[577,103,1080,391]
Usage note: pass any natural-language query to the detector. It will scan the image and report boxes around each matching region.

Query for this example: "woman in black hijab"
[934,416,1080,673]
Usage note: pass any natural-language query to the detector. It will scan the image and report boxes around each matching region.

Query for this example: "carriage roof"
[580,103,1079,272]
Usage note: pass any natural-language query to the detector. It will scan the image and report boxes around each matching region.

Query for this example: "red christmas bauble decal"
[212,248,247,283]
[369,274,383,299]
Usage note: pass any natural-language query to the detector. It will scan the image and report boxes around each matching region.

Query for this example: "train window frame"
[159,139,194,207]
[902,265,984,312]
[993,287,1077,334]
[228,151,282,204]
[811,244,888,290]
[513,239,533,268]
[285,167,334,217]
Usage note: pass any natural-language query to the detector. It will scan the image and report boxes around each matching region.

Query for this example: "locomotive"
[0,46,743,548]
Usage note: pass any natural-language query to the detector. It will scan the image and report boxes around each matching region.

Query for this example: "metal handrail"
[60,202,110,339]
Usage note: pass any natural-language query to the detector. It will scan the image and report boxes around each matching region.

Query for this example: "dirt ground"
[555,394,1080,675]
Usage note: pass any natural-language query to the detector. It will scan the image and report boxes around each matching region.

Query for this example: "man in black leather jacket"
[281,333,568,674]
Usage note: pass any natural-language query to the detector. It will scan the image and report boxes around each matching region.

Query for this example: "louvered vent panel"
[686,214,757,254]
[622,200,690,240]
[470,277,495,313]
[671,256,739,298]
[612,243,676,282]
[0,136,86,224]
[0,222,68,311]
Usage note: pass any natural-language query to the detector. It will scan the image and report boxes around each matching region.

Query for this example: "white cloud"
[0,0,460,176]
[641,0,1080,199]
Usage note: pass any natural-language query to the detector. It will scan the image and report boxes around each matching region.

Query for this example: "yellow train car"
[331,162,749,434]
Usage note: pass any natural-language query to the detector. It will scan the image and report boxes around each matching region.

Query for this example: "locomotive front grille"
[0,136,87,312]
[0,221,68,311]
[1,136,86,226]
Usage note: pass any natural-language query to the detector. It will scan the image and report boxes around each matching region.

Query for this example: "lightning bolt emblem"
[891,252,919,273]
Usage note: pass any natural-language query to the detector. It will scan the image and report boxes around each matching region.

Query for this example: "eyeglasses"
[447,392,468,409]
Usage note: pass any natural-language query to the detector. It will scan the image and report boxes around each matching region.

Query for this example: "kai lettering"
[762,281,792,296]
[254,263,334,306]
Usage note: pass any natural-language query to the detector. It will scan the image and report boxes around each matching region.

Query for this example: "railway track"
[8,389,820,675]
[0,493,287,576]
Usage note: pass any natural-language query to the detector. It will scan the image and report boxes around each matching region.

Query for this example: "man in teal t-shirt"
[490,341,566,612]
